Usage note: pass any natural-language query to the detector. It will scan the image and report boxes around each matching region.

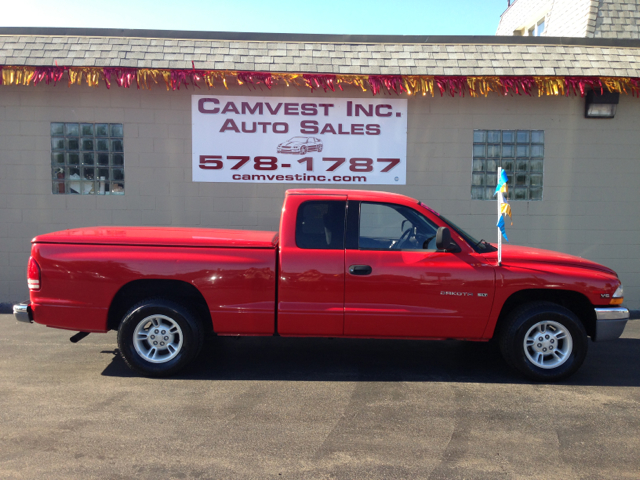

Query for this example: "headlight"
[611,284,624,305]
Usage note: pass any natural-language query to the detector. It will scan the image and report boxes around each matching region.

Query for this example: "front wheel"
[117,298,204,377]
[498,301,588,382]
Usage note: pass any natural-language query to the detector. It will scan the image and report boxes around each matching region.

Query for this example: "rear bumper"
[13,303,33,323]
[593,307,629,341]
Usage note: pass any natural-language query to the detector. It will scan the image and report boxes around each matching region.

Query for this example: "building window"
[472,130,544,201]
[528,18,545,36]
[51,123,124,195]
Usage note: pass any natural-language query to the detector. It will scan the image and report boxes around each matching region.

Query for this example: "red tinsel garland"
[630,78,640,97]
[368,75,406,96]
[303,74,341,92]
[31,66,67,86]
[170,63,207,90]
[564,76,603,96]
[500,76,536,96]
[435,76,467,97]
[1,64,640,100]
[237,71,273,90]
[103,68,138,89]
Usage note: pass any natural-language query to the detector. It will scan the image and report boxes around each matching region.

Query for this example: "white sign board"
[191,95,407,185]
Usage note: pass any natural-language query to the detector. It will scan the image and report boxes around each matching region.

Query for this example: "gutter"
[1,27,640,49]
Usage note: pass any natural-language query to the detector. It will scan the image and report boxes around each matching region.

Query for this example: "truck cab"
[277,189,496,340]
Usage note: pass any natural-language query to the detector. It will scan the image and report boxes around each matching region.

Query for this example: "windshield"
[418,202,497,253]
[439,214,497,253]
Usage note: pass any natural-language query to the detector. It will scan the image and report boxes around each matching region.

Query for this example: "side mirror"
[436,227,459,252]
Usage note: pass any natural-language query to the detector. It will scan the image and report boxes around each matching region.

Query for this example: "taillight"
[27,256,41,291]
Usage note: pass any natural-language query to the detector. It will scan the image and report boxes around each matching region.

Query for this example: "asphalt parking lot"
[1,314,639,479]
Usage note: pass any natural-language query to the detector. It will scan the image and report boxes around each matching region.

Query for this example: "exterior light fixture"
[584,90,619,118]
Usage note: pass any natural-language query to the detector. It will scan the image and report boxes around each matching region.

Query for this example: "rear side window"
[296,201,346,249]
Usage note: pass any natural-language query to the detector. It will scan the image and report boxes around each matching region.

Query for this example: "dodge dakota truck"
[14,189,629,381]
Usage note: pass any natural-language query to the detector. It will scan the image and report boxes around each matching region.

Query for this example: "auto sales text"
[198,98,401,136]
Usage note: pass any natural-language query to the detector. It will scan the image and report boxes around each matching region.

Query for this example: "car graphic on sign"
[277,136,323,154]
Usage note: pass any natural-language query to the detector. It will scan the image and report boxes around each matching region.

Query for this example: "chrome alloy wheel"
[524,320,573,369]
[133,314,183,364]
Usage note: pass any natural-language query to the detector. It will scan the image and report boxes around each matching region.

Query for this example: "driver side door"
[344,201,495,339]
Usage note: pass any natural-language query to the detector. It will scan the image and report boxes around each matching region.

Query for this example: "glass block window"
[471,130,544,201]
[51,123,124,195]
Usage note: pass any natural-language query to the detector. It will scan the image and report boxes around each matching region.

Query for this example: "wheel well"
[106,279,213,334]
[494,289,596,338]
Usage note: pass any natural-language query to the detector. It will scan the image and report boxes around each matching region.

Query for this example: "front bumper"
[13,303,33,323]
[593,307,629,341]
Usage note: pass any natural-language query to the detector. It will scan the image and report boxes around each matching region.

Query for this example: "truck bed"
[29,227,278,334]
[33,227,278,249]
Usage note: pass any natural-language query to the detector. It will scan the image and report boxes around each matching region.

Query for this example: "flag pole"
[497,166,503,266]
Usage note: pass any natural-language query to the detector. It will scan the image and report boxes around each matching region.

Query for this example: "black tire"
[117,298,204,377]
[498,301,588,382]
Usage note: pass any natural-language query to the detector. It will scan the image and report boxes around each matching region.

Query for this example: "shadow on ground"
[101,335,640,387]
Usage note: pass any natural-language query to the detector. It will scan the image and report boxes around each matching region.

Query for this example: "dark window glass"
[359,202,439,250]
[295,201,346,249]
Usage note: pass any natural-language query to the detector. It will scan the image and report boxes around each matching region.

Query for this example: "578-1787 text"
[199,155,401,173]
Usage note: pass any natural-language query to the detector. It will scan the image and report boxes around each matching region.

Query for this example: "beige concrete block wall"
[496,0,553,35]
[1,83,639,309]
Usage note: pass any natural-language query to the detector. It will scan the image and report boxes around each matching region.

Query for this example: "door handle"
[349,264,372,275]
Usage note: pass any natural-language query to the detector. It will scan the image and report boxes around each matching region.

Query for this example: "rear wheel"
[498,301,588,382]
[117,298,204,377]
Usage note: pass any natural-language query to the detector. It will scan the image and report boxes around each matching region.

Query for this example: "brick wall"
[1,83,639,308]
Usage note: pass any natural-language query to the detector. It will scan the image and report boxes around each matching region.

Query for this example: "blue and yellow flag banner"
[495,167,511,253]
[494,170,509,196]
[497,215,509,242]
[500,202,513,225]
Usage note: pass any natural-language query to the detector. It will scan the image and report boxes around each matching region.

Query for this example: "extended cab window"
[359,202,439,250]
[296,201,346,249]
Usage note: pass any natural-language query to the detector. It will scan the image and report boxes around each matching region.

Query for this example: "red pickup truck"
[14,189,628,381]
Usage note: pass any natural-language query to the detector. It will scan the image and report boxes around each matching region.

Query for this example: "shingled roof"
[1,28,640,77]
[592,0,640,38]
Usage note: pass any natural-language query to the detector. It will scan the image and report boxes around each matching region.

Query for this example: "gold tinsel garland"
[1,65,639,98]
